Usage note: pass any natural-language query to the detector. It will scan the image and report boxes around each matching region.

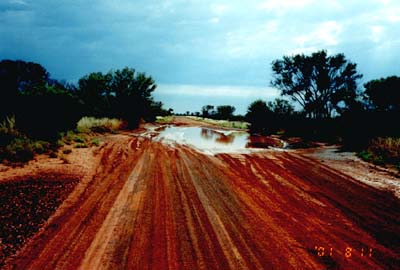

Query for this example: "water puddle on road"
[155,126,284,154]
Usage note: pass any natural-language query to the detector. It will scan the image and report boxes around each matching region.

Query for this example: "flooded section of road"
[155,126,251,153]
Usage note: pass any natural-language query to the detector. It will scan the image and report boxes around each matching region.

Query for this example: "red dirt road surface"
[2,121,399,269]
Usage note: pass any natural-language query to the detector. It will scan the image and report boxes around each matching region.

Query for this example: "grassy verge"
[187,116,249,130]
[155,116,174,124]
[357,137,400,170]
[0,116,48,163]
[76,117,125,133]
[0,116,124,164]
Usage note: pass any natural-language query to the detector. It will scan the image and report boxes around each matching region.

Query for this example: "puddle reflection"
[156,126,249,152]
[155,126,283,153]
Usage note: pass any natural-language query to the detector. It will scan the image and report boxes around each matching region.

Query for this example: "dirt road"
[2,120,399,269]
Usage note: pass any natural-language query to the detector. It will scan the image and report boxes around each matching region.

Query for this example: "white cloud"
[2,0,400,89]
[370,25,384,43]
[209,17,220,24]
[221,20,279,58]
[380,0,391,5]
[286,47,320,56]
[294,21,342,48]
[259,0,314,11]
[9,0,27,4]
[210,4,229,15]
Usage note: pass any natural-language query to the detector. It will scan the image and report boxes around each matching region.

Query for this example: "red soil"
[0,119,398,270]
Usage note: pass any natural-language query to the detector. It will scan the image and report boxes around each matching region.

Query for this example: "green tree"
[271,50,362,119]
[0,60,49,119]
[267,98,294,115]
[246,100,272,134]
[77,67,159,127]
[215,105,236,120]
[364,76,400,112]
[0,60,81,139]
[109,67,157,125]
[201,105,215,118]
[78,72,112,116]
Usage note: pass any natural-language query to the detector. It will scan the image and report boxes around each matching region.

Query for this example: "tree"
[78,72,111,116]
[201,105,215,118]
[271,50,362,119]
[267,98,294,116]
[109,68,157,125]
[0,60,81,139]
[246,100,272,134]
[0,60,49,119]
[77,67,159,127]
[364,76,400,112]
[215,105,236,120]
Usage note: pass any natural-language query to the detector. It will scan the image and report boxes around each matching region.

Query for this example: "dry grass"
[187,116,249,130]
[76,117,125,133]
[358,137,400,169]
[369,137,400,162]
[156,116,174,124]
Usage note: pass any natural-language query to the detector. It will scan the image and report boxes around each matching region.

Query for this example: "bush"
[368,137,400,163]
[91,138,100,146]
[62,149,72,154]
[32,141,51,154]
[73,135,85,143]
[155,116,173,124]
[0,116,20,147]
[16,93,83,140]
[1,137,34,162]
[358,137,400,168]
[0,116,57,163]
[76,117,124,133]
[74,142,88,148]
[357,150,373,162]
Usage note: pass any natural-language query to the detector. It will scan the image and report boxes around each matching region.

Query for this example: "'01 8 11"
[314,246,373,258]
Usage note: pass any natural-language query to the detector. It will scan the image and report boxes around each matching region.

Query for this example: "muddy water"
[155,126,251,153]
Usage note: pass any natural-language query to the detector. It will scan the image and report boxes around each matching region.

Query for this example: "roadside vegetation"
[0,115,125,164]
[187,116,249,130]
[243,50,400,170]
[179,50,400,170]
[2,52,400,170]
[155,116,174,124]
[76,117,125,133]
[358,138,400,169]
[0,60,171,164]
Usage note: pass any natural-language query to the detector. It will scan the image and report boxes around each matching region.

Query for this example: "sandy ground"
[299,145,400,199]
[0,117,399,270]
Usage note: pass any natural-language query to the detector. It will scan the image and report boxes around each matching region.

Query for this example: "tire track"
[3,134,399,270]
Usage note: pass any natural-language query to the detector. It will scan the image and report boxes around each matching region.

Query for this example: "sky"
[1,0,400,114]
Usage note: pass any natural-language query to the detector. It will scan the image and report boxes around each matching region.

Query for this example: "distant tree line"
[246,50,400,149]
[176,105,242,121]
[201,105,239,120]
[0,59,168,140]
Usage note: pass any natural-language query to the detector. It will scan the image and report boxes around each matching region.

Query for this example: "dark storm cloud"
[0,0,399,110]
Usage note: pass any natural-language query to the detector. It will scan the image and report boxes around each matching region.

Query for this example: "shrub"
[76,117,124,133]
[74,142,88,148]
[32,141,51,154]
[1,137,34,162]
[357,150,373,162]
[73,135,85,143]
[0,116,20,147]
[91,138,100,146]
[368,137,400,163]
[62,149,72,154]
[155,116,173,124]
[358,137,400,168]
